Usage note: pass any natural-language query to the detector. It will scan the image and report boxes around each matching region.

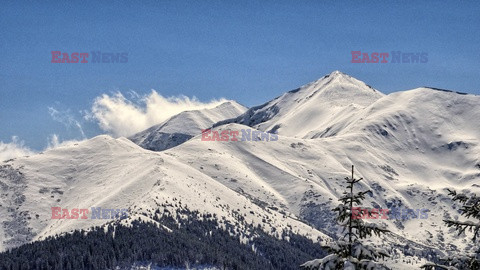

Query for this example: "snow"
[0,133,327,252]
[216,71,384,139]
[1,71,480,269]
[129,101,247,151]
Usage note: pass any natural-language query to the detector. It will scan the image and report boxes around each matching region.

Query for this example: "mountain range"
[1,71,479,269]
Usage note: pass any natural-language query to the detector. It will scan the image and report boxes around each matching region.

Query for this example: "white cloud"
[48,107,86,139]
[1,91,226,160]
[0,134,87,162]
[0,136,35,161]
[48,134,60,148]
[86,90,227,137]
[46,134,83,150]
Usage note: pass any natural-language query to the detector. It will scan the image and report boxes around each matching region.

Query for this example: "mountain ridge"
[1,71,479,269]
[129,100,247,151]
[214,71,385,139]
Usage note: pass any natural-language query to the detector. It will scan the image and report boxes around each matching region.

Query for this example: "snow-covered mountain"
[173,85,480,252]
[129,101,247,151]
[215,71,385,139]
[1,71,479,269]
[0,134,325,253]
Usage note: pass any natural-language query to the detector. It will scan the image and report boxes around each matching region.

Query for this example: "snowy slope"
[215,71,384,139]
[1,71,479,269]
[178,76,480,259]
[168,87,480,262]
[0,135,325,252]
[129,101,247,151]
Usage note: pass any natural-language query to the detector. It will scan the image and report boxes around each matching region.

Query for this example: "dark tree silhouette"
[301,165,390,270]
[421,189,480,270]
[0,207,327,270]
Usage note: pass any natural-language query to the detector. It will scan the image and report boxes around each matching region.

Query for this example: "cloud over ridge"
[48,107,86,139]
[0,136,35,161]
[87,90,227,137]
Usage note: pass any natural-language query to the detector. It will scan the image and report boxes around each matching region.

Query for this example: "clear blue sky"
[1,1,479,150]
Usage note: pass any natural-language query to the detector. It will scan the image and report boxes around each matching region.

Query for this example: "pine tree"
[301,165,390,270]
[421,189,480,270]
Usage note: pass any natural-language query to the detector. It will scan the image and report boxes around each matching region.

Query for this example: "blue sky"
[1,1,479,150]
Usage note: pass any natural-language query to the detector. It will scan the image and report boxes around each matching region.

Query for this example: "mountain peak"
[302,71,381,98]
[328,70,346,77]
[129,100,247,151]
[325,70,360,83]
[307,70,348,86]
[214,70,385,138]
[213,100,247,112]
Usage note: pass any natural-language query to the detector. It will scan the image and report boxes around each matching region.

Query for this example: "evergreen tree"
[421,189,480,270]
[0,206,326,270]
[301,165,390,269]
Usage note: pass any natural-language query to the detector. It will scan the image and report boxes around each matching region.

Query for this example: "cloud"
[0,134,87,162]
[86,90,227,137]
[48,133,60,148]
[46,134,83,150]
[48,107,86,139]
[0,136,35,161]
